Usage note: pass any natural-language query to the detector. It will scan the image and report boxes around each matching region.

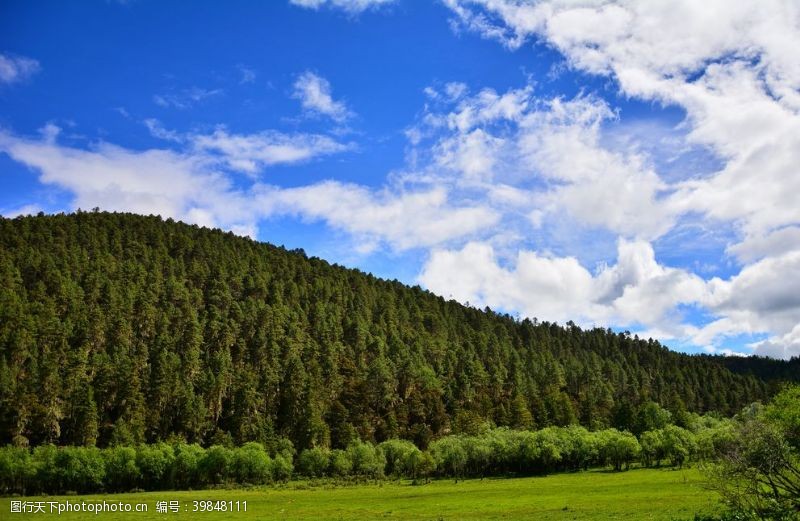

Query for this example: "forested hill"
[0,212,779,450]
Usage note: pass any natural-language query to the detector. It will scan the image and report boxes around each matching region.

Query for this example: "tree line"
[0,212,789,452]
[0,402,738,496]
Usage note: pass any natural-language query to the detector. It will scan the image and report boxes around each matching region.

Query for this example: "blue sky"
[2,0,799,359]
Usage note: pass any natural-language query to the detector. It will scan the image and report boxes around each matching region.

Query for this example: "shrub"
[379,439,420,477]
[54,446,106,493]
[103,446,139,492]
[298,447,331,478]
[429,437,467,478]
[231,442,272,484]
[199,445,232,485]
[172,442,205,489]
[31,444,58,493]
[0,446,33,495]
[598,429,640,471]
[329,449,352,477]
[136,443,175,489]
[271,454,293,482]
[346,440,385,478]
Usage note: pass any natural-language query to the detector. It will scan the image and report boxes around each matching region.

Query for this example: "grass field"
[1,468,720,520]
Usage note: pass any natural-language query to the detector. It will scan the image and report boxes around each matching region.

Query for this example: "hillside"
[0,212,778,449]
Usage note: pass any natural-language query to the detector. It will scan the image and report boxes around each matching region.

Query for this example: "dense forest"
[0,212,791,451]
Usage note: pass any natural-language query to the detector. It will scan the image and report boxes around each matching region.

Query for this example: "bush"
[103,446,139,492]
[298,447,331,478]
[31,444,58,493]
[0,445,33,494]
[429,437,467,478]
[346,440,385,478]
[231,442,272,484]
[640,430,665,467]
[271,454,293,482]
[54,446,106,493]
[661,425,696,468]
[598,429,640,471]
[706,388,800,518]
[379,439,420,477]
[136,443,175,489]
[461,435,493,477]
[172,443,205,489]
[407,450,435,480]
[329,449,352,477]
[199,445,232,485]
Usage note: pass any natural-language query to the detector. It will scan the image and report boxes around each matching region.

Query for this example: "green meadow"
[1,468,720,520]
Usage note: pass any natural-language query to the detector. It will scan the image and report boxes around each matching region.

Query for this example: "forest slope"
[0,212,779,449]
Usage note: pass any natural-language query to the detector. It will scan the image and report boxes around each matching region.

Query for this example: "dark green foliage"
[230,442,272,484]
[597,429,640,471]
[380,438,422,477]
[0,402,770,496]
[53,446,106,493]
[198,445,232,485]
[102,446,139,492]
[706,385,800,520]
[270,454,293,482]
[0,212,784,452]
[298,447,331,477]
[135,442,175,489]
[346,439,385,478]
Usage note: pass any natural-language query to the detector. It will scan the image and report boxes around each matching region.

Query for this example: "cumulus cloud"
[292,71,352,122]
[420,239,707,336]
[0,125,495,252]
[256,181,499,252]
[412,84,675,240]
[438,0,800,357]
[289,0,395,14]
[2,203,45,218]
[0,128,256,234]
[0,52,40,85]
[445,0,800,244]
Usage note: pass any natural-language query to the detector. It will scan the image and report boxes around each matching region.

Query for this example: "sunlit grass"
[0,467,720,520]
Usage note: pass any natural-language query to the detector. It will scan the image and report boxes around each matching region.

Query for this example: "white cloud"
[256,181,499,252]
[750,325,800,359]
[153,87,223,109]
[0,52,40,85]
[237,65,256,84]
[0,125,495,253]
[419,239,706,337]
[189,127,352,174]
[445,0,800,244]
[727,227,800,264]
[2,203,45,218]
[289,0,395,14]
[143,119,352,174]
[292,71,352,122]
[438,0,800,357]
[0,128,257,235]
[413,85,675,240]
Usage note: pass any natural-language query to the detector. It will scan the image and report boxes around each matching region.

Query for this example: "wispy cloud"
[237,65,256,84]
[289,0,395,14]
[0,52,40,85]
[292,71,352,122]
[153,87,223,109]
[0,125,492,252]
